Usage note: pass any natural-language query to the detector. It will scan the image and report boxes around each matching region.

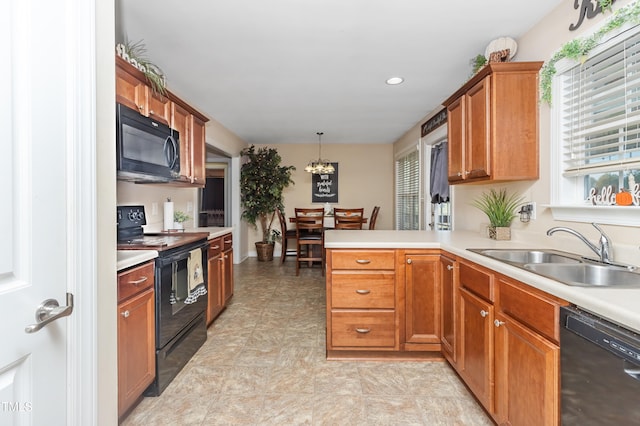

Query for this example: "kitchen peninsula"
[324,229,640,426]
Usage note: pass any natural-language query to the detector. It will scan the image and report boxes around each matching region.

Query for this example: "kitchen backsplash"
[117,181,199,231]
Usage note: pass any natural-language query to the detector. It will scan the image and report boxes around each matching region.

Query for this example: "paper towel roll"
[164,201,174,231]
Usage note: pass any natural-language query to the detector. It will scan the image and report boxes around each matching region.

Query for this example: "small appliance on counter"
[117,205,209,396]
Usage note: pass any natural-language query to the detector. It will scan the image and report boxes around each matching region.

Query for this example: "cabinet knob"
[355,328,371,334]
[457,172,462,177]
[480,310,489,318]
[494,319,506,327]
[137,105,143,112]
[212,245,220,250]
[407,258,412,264]
[121,310,130,318]
[446,265,454,271]
[355,289,371,295]
[465,170,471,175]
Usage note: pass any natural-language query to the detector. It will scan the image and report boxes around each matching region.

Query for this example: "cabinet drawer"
[330,250,395,270]
[118,261,155,303]
[331,272,395,309]
[498,277,562,342]
[331,311,396,348]
[459,260,494,302]
[208,237,222,259]
[222,233,233,251]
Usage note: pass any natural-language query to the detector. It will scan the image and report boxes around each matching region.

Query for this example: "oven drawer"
[118,261,155,303]
[331,311,396,348]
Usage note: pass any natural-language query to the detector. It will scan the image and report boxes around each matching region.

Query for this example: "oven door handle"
[623,360,640,381]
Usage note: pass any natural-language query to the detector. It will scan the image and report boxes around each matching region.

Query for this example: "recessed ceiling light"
[386,77,404,85]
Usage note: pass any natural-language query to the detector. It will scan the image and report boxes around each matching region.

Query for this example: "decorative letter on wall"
[312,163,339,203]
[570,0,617,31]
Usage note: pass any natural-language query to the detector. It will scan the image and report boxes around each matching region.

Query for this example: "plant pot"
[255,241,275,261]
[173,222,184,230]
[489,226,511,241]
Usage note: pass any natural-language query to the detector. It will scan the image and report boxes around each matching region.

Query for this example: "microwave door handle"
[164,136,178,169]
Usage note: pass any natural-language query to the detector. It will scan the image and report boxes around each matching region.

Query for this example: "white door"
[0,0,97,424]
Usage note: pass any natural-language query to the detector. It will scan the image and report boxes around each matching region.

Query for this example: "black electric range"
[117,205,209,396]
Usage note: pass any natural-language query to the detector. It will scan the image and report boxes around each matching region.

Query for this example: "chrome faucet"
[546,223,612,264]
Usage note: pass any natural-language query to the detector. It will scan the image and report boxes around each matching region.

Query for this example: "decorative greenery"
[470,54,488,75]
[472,188,524,228]
[174,210,191,223]
[122,40,167,95]
[240,145,295,243]
[541,0,640,104]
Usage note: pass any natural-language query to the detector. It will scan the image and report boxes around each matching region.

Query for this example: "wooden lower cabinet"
[222,234,234,303]
[117,261,155,419]
[402,251,441,351]
[206,237,224,324]
[455,258,566,425]
[458,287,494,412]
[494,311,560,426]
[440,254,457,364]
[206,233,233,326]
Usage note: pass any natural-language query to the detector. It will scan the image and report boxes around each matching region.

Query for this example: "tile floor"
[122,258,493,425]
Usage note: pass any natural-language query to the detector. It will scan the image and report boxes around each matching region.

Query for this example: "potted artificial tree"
[240,145,295,261]
[472,188,523,240]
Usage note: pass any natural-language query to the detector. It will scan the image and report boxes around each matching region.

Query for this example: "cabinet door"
[118,287,155,417]
[116,66,146,113]
[223,247,233,303]
[404,254,441,347]
[447,96,465,182]
[145,87,171,126]
[494,313,560,426]
[171,102,192,181]
[458,288,493,412]
[190,115,206,186]
[466,77,490,180]
[207,256,224,326]
[440,255,456,364]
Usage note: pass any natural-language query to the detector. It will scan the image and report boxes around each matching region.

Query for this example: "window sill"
[545,204,640,226]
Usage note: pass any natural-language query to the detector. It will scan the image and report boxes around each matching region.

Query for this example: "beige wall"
[396,0,640,265]
[244,143,394,254]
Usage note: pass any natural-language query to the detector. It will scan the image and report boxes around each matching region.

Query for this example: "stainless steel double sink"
[468,248,640,288]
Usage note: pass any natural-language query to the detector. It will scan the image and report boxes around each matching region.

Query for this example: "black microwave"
[116,103,180,182]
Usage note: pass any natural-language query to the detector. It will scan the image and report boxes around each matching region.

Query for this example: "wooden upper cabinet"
[116,65,146,113]
[171,102,192,181]
[443,62,542,184]
[145,88,171,126]
[190,115,206,186]
[116,55,209,188]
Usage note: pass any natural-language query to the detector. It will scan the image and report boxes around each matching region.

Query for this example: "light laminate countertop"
[324,229,640,334]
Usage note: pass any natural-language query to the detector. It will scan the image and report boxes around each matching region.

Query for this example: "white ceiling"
[116,0,562,145]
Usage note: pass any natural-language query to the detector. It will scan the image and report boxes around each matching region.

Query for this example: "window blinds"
[395,150,419,230]
[561,29,640,176]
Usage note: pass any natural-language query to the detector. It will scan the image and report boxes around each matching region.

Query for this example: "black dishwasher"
[560,306,640,425]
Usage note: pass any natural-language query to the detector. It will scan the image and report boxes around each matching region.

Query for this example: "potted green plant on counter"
[472,188,523,240]
[173,210,191,230]
[240,145,295,261]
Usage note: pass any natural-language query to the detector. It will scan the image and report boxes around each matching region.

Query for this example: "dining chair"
[334,208,364,229]
[276,208,297,264]
[294,208,325,276]
[368,206,380,230]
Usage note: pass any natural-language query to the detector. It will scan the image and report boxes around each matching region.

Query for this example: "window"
[395,149,420,230]
[552,25,640,225]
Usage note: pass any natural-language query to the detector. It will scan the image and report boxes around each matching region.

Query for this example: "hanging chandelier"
[304,132,335,174]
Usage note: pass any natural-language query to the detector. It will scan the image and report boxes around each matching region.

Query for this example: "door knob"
[25,293,74,334]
